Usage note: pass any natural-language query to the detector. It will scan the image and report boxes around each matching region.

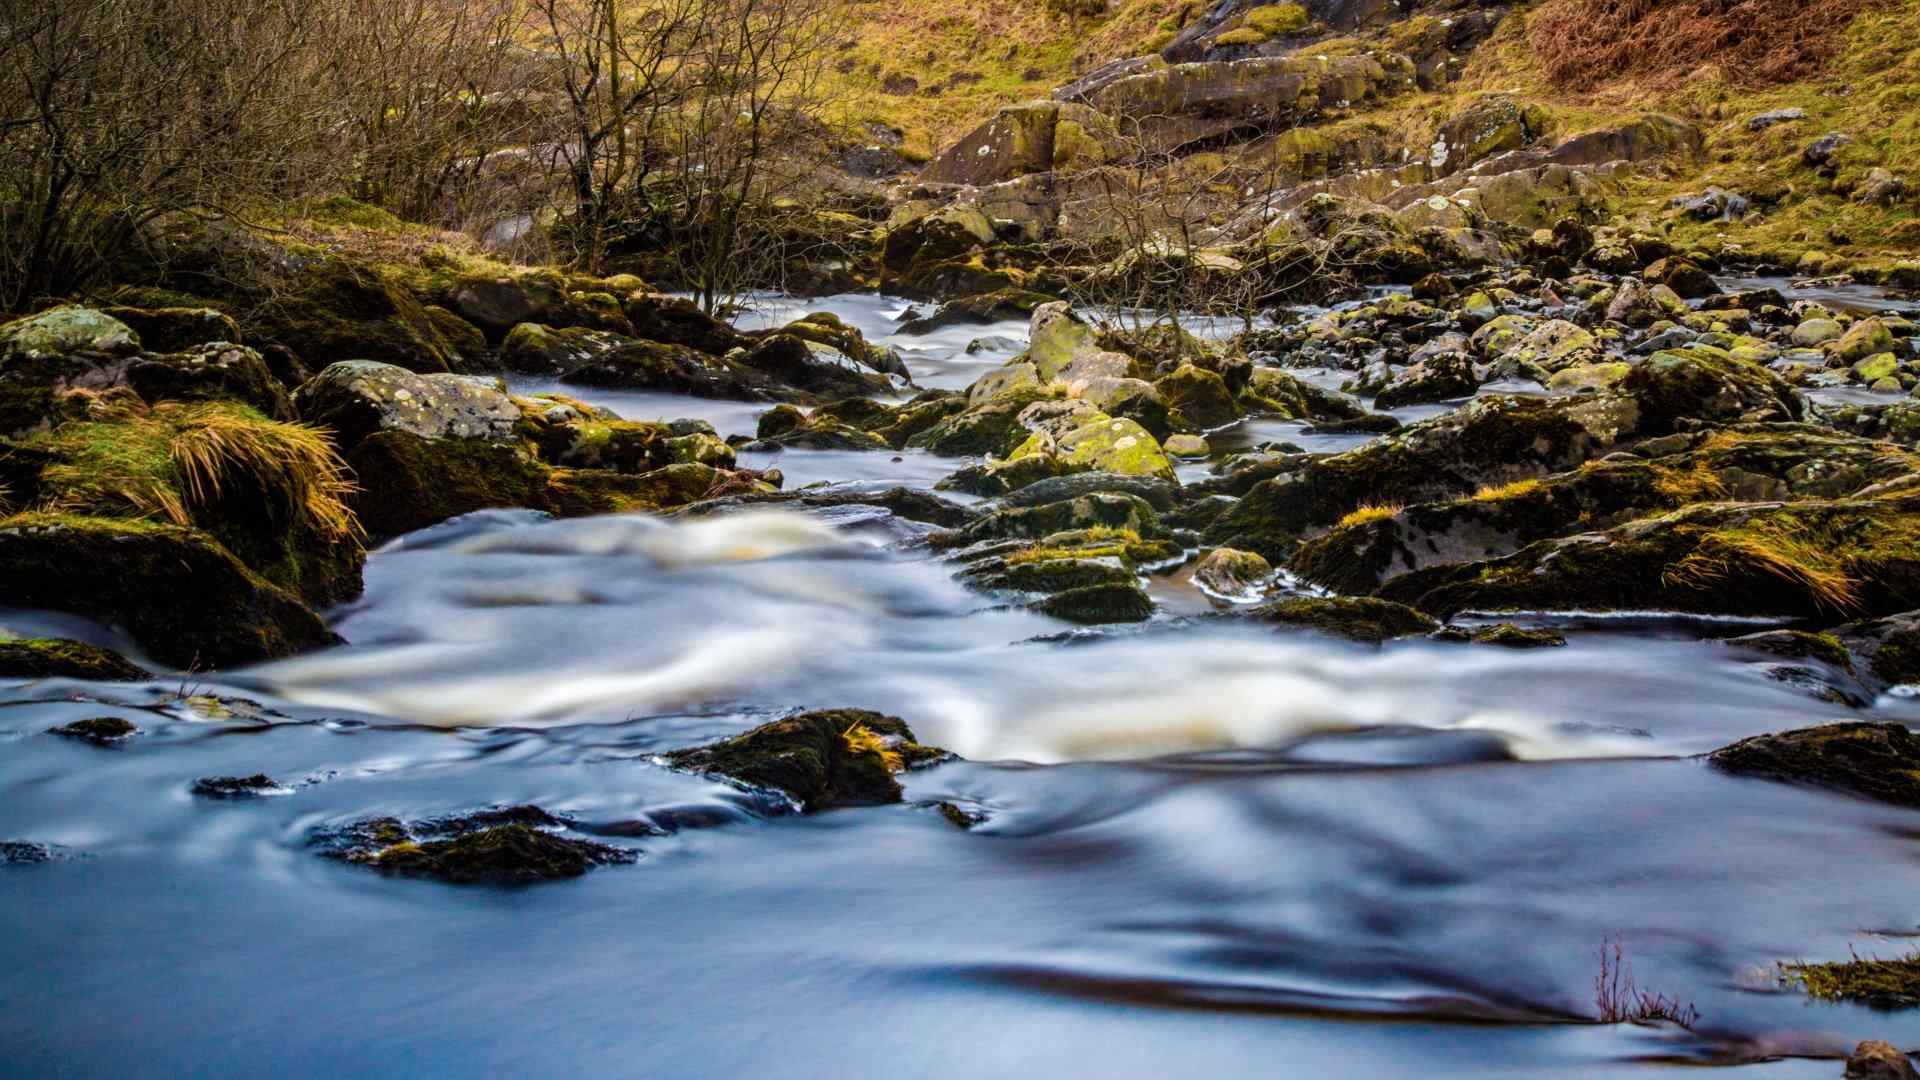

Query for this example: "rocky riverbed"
[9,265,1920,1075]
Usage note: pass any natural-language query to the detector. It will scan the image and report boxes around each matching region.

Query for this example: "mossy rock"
[1010,415,1176,481]
[499,323,631,375]
[1157,364,1241,430]
[249,259,462,374]
[933,493,1159,549]
[296,361,523,450]
[0,638,150,681]
[0,306,140,362]
[47,716,138,744]
[621,294,749,356]
[1209,394,1629,562]
[100,307,241,353]
[1710,722,1920,809]
[344,431,550,537]
[1246,597,1439,644]
[1380,495,1920,621]
[1036,581,1155,623]
[0,514,336,668]
[1621,347,1801,434]
[908,386,1052,457]
[322,807,636,885]
[664,709,948,811]
[1433,622,1567,647]
[1834,610,1920,692]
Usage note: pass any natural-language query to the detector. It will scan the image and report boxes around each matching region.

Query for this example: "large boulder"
[1208,393,1634,560]
[0,515,336,668]
[295,361,520,449]
[249,259,465,374]
[1380,495,1920,621]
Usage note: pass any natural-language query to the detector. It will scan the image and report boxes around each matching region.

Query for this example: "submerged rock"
[0,639,149,681]
[664,709,949,811]
[191,774,286,799]
[47,717,137,744]
[1709,722,1920,808]
[319,806,634,885]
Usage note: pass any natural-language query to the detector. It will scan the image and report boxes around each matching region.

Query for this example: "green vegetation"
[1785,949,1920,1007]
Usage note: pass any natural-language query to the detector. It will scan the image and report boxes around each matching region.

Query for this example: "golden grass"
[841,721,904,773]
[1473,479,1543,502]
[1665,518,1862,615]
[1337,502,1402,529]
[164,403,362,542]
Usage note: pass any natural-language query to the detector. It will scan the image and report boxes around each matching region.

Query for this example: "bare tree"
[0,0,337,310]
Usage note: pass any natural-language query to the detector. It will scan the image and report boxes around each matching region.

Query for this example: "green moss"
[1712,722,1920,808]
[0,639,149,681]
[1248,596,1439,644]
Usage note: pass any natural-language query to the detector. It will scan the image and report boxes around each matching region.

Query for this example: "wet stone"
[47,717,137,744]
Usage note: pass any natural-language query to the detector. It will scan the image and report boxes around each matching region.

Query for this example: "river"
[4,286,1920,1077]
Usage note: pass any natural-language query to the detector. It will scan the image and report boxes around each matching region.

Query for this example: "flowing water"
[6,289,1920,1077]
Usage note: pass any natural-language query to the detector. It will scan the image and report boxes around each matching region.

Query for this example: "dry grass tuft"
[1595,935,1700,1028]
[1527,0,1874,90]
[1473,479,1543,502]
[841,721,905,773]
[1665,517,1861,614]
[164,404,361,542]
[1337,502,1402,529]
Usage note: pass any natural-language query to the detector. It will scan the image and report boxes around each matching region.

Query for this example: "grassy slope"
[819,0,1186,157]
[828,0,1920,270]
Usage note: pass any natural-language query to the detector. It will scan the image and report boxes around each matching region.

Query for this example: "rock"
[1668,187,1748,222]
[0,306,140,362]
[772,312,909,380]
[0,515,337,668]
[251,259,465,374]
[118,343,294,420]
[191,774,285,799]
[0,639,149,681]
[621,294,749,355]
[897,289,1057,335]
[1008,414,1176,481]
[1246,596,1439,644]
[1027,302,1100,380]
[99,307,241,353]
[1746,108,1806,132]
[1711,723,1920,809]
[934,493,1161,549]
[1290,426,1920,595]
[1432,94,1551,176]
[1856,168,1907,207]
[1846,1041,1919,1080]
[1621,347,1801,433]
[295,361,519,449]
[1433,623,1567,647]
[1165,433,1210,457]
[1193,548,1272,599]
[498,323,630,375]
[1804,133,1853,167]
[1833,319,1897,365]
[664,710,947,811]
[322,808,635,884]
[1643,257,1719,299]
[1375,343,1478,408]
[1833,610,1920,693]
[1037,582,1155,623]
[1606,277,1668,328]
[1157,364,1241,429]
[1791,318,1844,347]
[1208,394,1631,561]
[1380,495,1920,621]
[47,717,137,744]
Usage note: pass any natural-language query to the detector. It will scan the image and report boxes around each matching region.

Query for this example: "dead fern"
[1527,0,1873,90]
